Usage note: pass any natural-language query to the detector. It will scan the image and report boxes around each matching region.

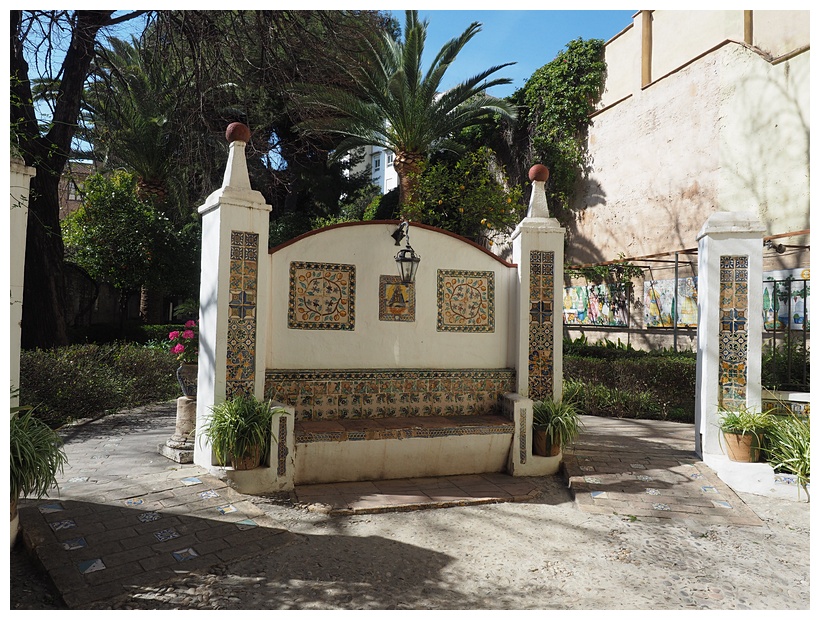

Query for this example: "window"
[373,155,381,172]
[387,152,394,167]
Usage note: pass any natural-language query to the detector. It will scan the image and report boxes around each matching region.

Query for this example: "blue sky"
[390,9,637,98]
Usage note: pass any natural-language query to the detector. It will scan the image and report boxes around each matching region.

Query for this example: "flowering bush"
[168,320,198,364]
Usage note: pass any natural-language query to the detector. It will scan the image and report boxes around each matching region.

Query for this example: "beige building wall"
[570,9,810,267]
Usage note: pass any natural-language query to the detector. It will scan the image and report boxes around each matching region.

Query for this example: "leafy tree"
[62,171,175,329]
[405,147,524,246]
[293,10,518,211]
[11,10,148,348]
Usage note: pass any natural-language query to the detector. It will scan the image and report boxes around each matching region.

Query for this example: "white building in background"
[347,145,398,194]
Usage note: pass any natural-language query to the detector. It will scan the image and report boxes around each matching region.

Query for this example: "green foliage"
[565,261,645,285]
[363,188,400,221]
[10,406,68,499]
[532,397,583,447]
[19,344,178,427]
[203,395,284,468]
[762,340,810,391]
[718,405,772,435]
[403,147,525,245]
[520,38,606,212]
[763,413,810,491]
[269,211,313,248]
[62,171,174,298]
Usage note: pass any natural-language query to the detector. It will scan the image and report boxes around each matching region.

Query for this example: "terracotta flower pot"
[723,431,761,462]
[230,445,263,470]
[533,428,562,457]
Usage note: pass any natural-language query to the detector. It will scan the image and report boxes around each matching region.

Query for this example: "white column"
[10,159,36,407]
[695,211,765,459]
[194,124,272,468]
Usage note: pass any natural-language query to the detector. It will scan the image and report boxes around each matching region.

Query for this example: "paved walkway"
[16,402,807,609]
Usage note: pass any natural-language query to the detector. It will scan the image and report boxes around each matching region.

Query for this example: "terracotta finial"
[226,122,251,144]
[528,164,550,183]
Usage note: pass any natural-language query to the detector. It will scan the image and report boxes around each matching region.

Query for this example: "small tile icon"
[67,477,89,483]
[181,477,202,486]
[590,490,608,499]
[689,473,704,480]
[584,476,603,484]
[78,559,106,574]
[154,528,181,542]
[235,519,258,530]
[652,503,671,511]
[198,490,219,499]
[645,488,661,496]
[579,465,595,472]
[701,486,719,494]
[138,511,161,523]
[629,463,646,469]
[49,519,77,531]
[38,503,64,514]
[636,475,654,482]
[172,547,199,562]
[711,500,732,509]
[124,498,144,507]
[217,504,237,515]
[62,537,87,550]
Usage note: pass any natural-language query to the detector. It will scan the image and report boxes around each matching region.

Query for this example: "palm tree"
[294,10,518,210]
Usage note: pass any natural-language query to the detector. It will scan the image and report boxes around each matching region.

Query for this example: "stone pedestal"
[158,396,197,463]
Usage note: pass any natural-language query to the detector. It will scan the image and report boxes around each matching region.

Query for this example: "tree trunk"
[392,151,425,214]
[139,286,166,324]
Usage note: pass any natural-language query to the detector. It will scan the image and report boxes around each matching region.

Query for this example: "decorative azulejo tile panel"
[265,368,515,421]
[718,255,749,409]
[379,275,415,322]
[528,251,554,402]
[288,261,355,330]
[437,269,494,332]
[227,231,259,399]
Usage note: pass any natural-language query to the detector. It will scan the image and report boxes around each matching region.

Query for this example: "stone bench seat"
[295,414,514,443]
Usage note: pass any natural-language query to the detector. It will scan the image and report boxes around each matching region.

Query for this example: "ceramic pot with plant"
[10,403,68,546]
[169,320,198,398]
[203,394,283,470]
[718,405,771,462]
[532,397,583,457]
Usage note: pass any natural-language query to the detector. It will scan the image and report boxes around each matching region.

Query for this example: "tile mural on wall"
[643,277,698,328]
[763,268,810,331]
[563,283,629,327]
[529,250,554,402]
[379,275,415,322]
[437,269,494,332]
[226,231,259,398]
[288,261,355,330]
[718,256,749,409]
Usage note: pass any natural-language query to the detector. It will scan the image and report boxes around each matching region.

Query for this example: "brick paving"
[17,403,774,609]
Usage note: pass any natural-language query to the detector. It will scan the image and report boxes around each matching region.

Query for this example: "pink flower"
[184,320,197,328]
[168,331,180,340]
[182,330,195,339]
[171,344,185,355]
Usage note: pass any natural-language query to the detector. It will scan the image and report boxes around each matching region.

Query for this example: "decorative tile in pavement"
[288,261,355,330]
[590,491,608,499]
[701,486,719,494]
[712,500,733,509]
[124,498,144,507]
[61,537,87,551]
[227,230,260,398]
[78,559,106,574]
[379,275,415,322]
[172,548,199,562]
[689,473,704,480]
[579,465,595,472]
[181,477,202,486]
[646,488,661,495]
[235,519,258,530]
[137,511,161,523]
[437,269,494,332]
[154,528,181,542]
[584,476,603,484]
[49,519,76,531]
[635,475,654,482]
[67,477,89,483]
[718,255,749,409]
[629,463,646,469]
[652,503,671,511]
[198,490,219,499]
[38,503,64,514]
[217,504,238,515]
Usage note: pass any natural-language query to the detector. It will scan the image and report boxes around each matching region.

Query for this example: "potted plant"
[532,397,583,457]
[718,405,772,462]
[10,402,68,545]
[169,320,198,397]
[202,394,283,470]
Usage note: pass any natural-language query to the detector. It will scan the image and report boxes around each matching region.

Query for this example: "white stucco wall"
[266,222,517,370]
[571,10,809,265]
[10,159,35,404]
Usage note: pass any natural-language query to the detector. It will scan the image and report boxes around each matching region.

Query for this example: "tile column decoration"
[695,212,765,459]
[194,123,273,469]
[508,165,565,477]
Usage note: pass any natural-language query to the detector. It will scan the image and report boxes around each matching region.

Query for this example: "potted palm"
[202,394,283,470]
[718,405,772,462]
[532,397,583,457]
[10,403,68,546]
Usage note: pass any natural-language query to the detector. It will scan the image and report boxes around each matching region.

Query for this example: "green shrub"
[763,413,810,491]
[19,343,178,427]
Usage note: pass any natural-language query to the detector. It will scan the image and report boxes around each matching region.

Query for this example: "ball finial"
[528,164,550,183]
[226,122,251,144]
